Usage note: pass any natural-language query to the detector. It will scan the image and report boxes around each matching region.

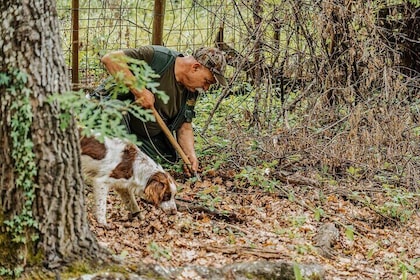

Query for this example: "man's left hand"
[183,154,199,178]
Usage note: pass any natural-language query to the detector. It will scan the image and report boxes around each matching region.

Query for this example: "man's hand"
[177,122,200,178]
[101,51,155,109]
[133,88,155,109]
[183,154,199,178]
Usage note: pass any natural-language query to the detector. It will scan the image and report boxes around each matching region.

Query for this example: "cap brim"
[214,73,227,86]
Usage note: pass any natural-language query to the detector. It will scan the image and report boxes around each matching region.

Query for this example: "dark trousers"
[122,114,178,165]
[90,86,179,165]
[138,132,178,164]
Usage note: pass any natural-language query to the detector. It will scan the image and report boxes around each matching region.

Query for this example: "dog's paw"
[128,211,141,221]
[97,222,112,230]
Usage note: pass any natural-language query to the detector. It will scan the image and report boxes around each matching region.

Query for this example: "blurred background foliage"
[57,0,419,191]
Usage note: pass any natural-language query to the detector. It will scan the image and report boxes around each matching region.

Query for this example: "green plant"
[345,225,355,241]
[235,162,279,193]
[294,243,313,255]
[407,0,420,7]
[376,184,417,222]
[0,69,38,278]
[290,216,307,227]
[50,57,165,144]
[314,207,325,222]
[197,186,222,211]
[399,259,418,278]
[346,166,363,179]
[293,263,303,280]
[147,242,172,261]
[349,185,417,223]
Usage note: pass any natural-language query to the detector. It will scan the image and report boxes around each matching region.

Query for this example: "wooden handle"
[151,108,193,170]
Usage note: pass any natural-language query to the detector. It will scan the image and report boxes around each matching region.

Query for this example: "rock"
[72,260,324,280]
[313,222,339,258]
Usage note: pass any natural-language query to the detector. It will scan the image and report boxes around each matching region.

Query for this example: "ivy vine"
[0,69,38,278]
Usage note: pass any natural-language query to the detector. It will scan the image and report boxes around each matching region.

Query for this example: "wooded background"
[57,0,419,188]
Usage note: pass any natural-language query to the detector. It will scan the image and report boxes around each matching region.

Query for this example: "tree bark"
[0,0,104,273]
[250,0,263,129]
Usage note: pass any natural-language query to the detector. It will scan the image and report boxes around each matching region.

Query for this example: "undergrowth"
[193,88,419,226]
[187,86,419,278]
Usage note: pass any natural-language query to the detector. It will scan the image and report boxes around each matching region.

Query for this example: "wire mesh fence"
[57,0,253,90]
[56,0,419,132]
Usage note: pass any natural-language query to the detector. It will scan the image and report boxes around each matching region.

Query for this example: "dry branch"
[273,170,321,187]
[175,198,244,223]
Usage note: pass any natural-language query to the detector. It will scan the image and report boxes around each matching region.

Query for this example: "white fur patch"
[81,136,177,226]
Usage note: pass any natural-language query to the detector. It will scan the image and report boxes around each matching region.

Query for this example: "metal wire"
[57,0,249,89]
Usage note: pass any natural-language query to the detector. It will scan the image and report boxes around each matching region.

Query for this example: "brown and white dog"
[80,134,177,226]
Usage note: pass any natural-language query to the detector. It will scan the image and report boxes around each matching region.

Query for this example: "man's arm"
[176,122,198,173]
[101,50,155,108]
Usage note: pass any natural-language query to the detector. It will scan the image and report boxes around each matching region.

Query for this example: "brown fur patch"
[144,172,171,205]
[109,143,137,179]
[80,136,106,160]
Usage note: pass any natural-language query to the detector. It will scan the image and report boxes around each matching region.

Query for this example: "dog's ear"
[144,173,169,205]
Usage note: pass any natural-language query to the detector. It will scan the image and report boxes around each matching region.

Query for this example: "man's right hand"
[101,51,155,109]
[133,88,155,109]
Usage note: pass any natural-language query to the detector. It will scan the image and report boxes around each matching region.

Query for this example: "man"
[96,45,227,174]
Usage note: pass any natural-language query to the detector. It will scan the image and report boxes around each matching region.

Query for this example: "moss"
[0,231,21,269]
[26,244,44,267]
[60,261,131,279]
[19,269,56,280]
[0,216,44,278]
[60,261,94,278]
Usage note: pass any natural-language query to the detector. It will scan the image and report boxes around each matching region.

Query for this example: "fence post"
[152,0,166,45]
[71,0,79,90]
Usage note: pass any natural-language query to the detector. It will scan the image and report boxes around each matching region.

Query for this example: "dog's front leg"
[115,187,141,220]
[92,178,110,226]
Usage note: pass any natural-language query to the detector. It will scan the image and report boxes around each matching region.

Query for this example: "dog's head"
[144,171,177,214]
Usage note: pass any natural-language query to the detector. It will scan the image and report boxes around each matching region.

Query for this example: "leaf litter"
[86,168,420,279]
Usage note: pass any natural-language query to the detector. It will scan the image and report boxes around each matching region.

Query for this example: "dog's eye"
[162,192,172,201]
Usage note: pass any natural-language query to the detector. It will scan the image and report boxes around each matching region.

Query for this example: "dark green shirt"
[123,46,194,137]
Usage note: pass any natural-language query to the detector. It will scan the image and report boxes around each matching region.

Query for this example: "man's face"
[186,64,216,92]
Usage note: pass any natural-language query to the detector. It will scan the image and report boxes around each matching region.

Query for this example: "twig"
[204,244,288,259]
[272,170,321,187]
[175,198,244,223]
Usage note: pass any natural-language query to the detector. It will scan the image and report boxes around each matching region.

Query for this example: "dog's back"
[80,134,177,226]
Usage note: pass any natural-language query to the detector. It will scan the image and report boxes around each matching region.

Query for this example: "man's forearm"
[101,51,154,107]
[177,122,198,171]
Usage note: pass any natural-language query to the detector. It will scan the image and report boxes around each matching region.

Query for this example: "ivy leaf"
[0,72,11,85]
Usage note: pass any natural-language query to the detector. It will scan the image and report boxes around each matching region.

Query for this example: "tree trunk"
[0,0,104,275]
[250,0,263,129]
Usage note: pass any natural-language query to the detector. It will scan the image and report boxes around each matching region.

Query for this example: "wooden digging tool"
[151,107,201,180]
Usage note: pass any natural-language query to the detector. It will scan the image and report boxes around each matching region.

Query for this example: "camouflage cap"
[193,47,227,86]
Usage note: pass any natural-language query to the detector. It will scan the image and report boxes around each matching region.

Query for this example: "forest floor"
[86,165,420,280]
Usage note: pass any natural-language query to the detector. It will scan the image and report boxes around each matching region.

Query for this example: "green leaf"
[293,263,303,280]
[0,72,11,85]
[314,208,324,222]
[345,225,354,241]
[15,70,28,84]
